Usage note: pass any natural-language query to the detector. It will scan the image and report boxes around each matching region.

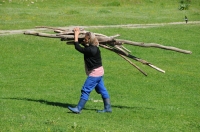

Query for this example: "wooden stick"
[94,33,108,37]
[99,44,165,73]
[23,27,191,75]
[116,39,192,54]
[99,44,147,76]
[24,31,60,38]
[127,54,165,72]
[109,34,120,38]
[119,45,131,53]
[54,30,64,33]
[35,26,66,31]
[57,31,87,36]
[31,27,192,54]
[114,45,129,56]
[148,64,165,73]
[118,54,147,76]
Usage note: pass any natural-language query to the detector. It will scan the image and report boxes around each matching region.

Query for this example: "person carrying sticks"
[67,27,112,114]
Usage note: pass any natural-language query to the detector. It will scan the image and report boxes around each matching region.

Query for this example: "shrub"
[103,1,121,7]
[179,0,191,10]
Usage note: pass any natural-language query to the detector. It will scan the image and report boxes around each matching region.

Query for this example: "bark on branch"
[23,26,192,76]
[116,39,192,54]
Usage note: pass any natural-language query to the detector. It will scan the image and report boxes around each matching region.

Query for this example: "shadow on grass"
[2,97,155,111]
[111,105,155,110]
[3,97,72,108]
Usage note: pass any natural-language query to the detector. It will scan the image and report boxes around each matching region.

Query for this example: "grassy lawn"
[1,0,200,131]
[1,0,200,29]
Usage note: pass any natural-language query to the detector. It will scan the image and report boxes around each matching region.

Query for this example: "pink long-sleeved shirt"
[85,66,104,77]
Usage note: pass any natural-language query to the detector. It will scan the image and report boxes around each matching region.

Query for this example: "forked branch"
[24,26,192,76]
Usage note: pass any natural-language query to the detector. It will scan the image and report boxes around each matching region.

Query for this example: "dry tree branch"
[116,39,192,54]
[98,44,165,75]
[32,26,192,54]
[35,26,67,31]
[23,26,192,75]
[118,54,148,76]
[99,44,147,76]
[24,31,60,38]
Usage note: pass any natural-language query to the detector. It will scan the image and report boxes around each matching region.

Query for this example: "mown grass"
[1,0,200,132]
[0,0,200,29]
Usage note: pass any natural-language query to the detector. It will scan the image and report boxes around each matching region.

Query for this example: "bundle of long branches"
[24,26,192,76]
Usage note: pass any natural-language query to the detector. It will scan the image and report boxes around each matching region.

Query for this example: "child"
[67,27,112,114]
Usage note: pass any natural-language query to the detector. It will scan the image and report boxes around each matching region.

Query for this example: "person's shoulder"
[90,45,99,49]
[90,45,99,50]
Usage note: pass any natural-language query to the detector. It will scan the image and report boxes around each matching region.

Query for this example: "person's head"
[83,32,99,46]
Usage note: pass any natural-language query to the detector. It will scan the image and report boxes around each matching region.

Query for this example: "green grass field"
[1,0,200,131]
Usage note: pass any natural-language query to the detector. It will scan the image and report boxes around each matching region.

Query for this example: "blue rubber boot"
[97,98,112,113]
[68,99,87,114]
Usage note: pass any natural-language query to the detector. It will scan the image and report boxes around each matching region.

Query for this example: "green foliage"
[179,0,191,10]
[103,1,121,7]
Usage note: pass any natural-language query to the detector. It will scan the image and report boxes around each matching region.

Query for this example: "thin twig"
[118,54,147,76]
